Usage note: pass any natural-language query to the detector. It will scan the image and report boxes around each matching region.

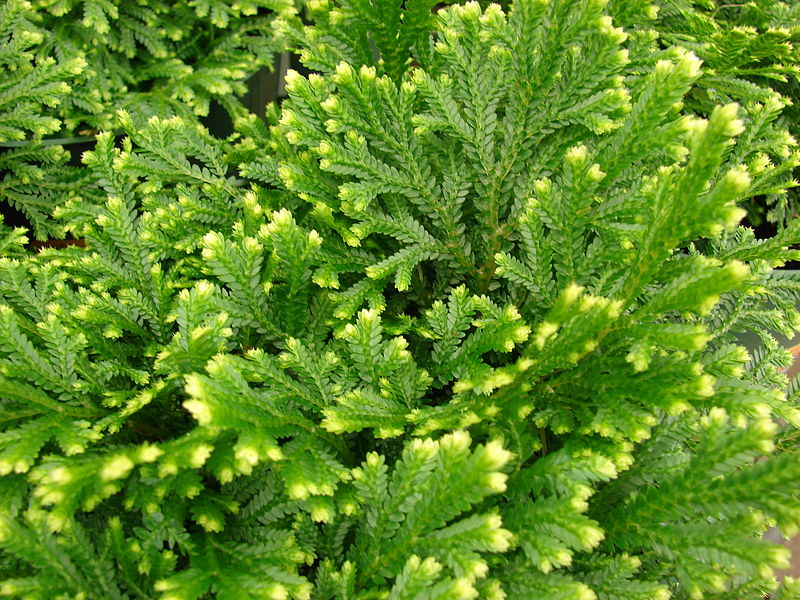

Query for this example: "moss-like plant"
[2,0,800,598]
[1,0,288,240]
[611,0,800,225]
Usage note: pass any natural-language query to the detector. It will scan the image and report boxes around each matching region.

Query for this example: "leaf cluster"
[2,0,800,599]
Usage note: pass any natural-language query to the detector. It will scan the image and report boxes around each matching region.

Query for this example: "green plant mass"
[618,0,800,225]
[3,0,800,598]
[1,0,287,239]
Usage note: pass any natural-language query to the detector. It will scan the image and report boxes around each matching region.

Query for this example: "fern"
[2,0,800,598]
[609,0,800,225]
[1,0,288,240]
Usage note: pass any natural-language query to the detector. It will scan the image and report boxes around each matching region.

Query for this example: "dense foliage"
[0,0,286,238]
[2,0,800,599]
[623,0,800,224]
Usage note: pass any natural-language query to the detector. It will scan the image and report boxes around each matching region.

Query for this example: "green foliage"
[276,0,440,81]
[609,0,800,224]
[0,1,84,143]
[32,0,289,129]
[3,0,800,598]
[1,0,288,240]
[0,0,90,239]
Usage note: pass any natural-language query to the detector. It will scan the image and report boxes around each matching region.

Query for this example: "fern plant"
[1,0,288,240]
[609,0,800,225]
[31,0,292,129]
[0,0,90,239]
[3,0,800,598]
